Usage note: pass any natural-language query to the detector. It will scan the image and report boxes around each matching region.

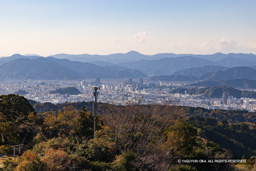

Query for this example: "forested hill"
[49,87,81,95]
[1,94,255,170]
[30,101,256,124]
[170,86,256,98]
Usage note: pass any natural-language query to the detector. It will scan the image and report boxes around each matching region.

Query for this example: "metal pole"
[93,87,99,138]
[13,146,15,158]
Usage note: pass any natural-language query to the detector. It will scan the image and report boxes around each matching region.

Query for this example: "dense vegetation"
[0,94,255,170]
[31,101,256,124]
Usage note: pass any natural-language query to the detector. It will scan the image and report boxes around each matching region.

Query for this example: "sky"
[0,0,255,56]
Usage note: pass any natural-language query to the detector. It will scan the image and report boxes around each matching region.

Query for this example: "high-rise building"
[139,79,143,89]
[91,78,101,86]
[128,78,133,85]
[222,92,228,105]
[80,80,86,87]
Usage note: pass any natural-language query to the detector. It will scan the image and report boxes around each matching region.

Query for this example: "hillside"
[172,66,227,77]
[1,95,255,170]
[170,86,256,98]
[49,87,81,95]
[202,67,256,81]
[191,79,256,89]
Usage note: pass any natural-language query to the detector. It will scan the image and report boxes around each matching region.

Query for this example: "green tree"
[74,107,100,139]
[0,94,34,124]
[165,120,198,156]
[0,94,36,146]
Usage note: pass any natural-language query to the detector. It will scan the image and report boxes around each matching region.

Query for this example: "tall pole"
[93,87,99,138]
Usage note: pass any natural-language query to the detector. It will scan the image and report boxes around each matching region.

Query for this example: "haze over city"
[0,0,256,56]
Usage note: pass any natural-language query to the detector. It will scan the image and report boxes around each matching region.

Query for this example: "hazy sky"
[0,0,255,56]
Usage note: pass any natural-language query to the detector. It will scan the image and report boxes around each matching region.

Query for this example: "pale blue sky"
[0,0,255,56]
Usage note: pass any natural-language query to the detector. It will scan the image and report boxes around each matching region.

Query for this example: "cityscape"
[0,0,256,170]
[2,78,256,111]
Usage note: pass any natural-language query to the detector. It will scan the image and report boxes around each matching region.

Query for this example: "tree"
[165,120,198,156]
[74,107,102,139]
[0,94,34,124]
[0,94,36,146]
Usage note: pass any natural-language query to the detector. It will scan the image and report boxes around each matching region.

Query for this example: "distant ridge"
[1,52,256,78]
[0,54,40,66]
[51,51,256,64]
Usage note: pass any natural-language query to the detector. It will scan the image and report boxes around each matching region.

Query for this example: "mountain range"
[0,56,146,80]
[51,51,256,64]
[1,51,256,80]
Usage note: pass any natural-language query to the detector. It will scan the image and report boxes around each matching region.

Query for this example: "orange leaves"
[40,148,71,170]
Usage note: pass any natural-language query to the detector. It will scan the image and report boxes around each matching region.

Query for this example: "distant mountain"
[172,66,227,77]
[119,56,214,76]
[0,58,81,80]
[214,57,254,67]
[170,86,256,98]
[202,67,256,81]
[0,54,40,66]
[52,51,152,64]
[48,57,147,79]
[191,79,256,89]
[2,52,256,78]
[50,87,81,95]
[0,56,147,80]
[52,51,256,64]
[189,52,256,62]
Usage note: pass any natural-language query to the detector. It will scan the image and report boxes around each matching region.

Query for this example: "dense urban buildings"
[1,79,256,111]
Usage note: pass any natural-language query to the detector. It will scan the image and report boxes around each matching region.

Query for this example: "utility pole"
[93,87,99,138]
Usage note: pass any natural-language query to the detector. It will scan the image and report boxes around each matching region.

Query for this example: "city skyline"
[0,0,255,56]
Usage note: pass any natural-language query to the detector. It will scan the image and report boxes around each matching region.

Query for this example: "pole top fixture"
[93,86,99,91]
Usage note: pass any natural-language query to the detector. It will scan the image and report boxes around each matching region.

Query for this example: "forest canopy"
[0,94,255,171]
